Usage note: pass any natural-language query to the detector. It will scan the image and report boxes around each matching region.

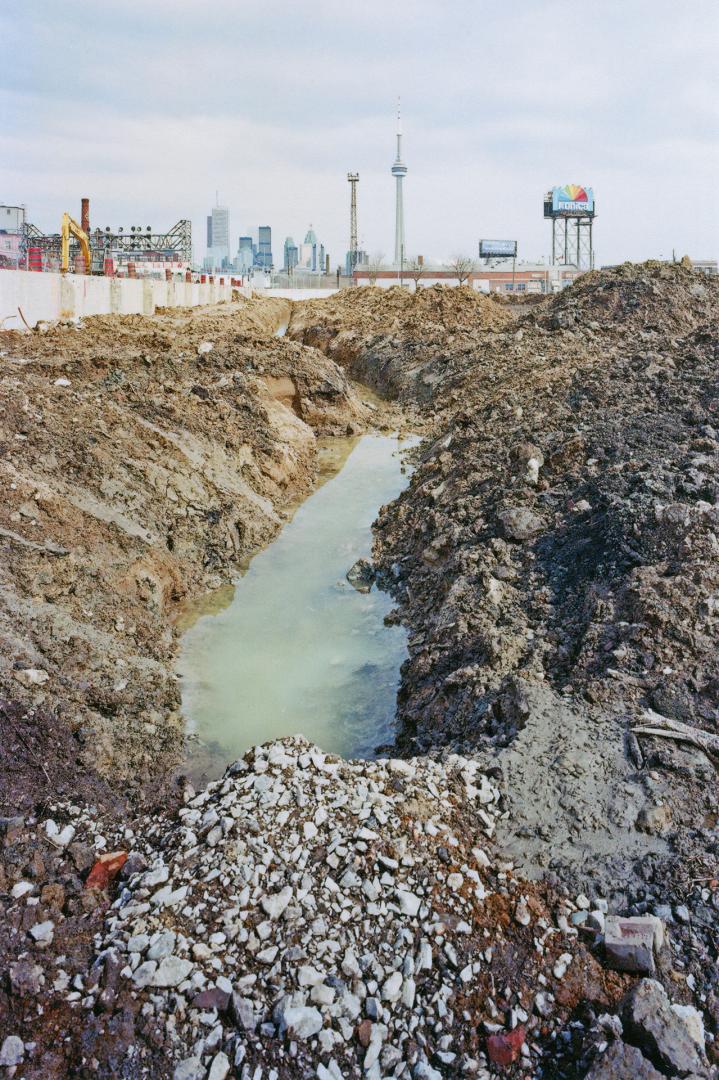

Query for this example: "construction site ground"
[1,266,718,1078]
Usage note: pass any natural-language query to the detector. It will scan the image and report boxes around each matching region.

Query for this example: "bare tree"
[367,252,385,285]
[406,256,426,289]
[450,255,475,286]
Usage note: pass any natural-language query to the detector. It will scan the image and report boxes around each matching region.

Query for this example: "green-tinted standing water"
[179,434,417,779]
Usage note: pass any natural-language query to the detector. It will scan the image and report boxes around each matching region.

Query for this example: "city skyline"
[2,2,718,268]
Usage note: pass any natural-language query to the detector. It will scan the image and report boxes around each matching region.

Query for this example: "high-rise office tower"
[207,203,230,267]
[236,236,254,273]
[283,237,299,271]
[257,226,273,270]
[391,101,407,266]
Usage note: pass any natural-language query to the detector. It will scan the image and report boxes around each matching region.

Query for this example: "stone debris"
[584,1039,664,1080]
[346,557,376,593]
[90,736,581,1076]
[603,914,664,974]
[621,979,709,1078]
[0,1036,25,1068]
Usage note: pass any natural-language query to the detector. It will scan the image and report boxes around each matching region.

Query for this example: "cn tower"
[391,100,407,266]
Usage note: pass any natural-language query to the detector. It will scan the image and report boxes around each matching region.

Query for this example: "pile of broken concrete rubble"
[2,736,695,1078]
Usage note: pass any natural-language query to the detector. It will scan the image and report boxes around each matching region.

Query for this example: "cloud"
[1,0,717,265]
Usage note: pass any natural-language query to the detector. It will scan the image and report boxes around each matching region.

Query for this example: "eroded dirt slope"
[0,297,369,799]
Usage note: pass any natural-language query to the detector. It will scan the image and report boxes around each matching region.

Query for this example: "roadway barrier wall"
[0,271,234,330]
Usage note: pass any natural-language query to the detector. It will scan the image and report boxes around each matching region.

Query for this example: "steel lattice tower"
[391,101,407,266]
[347,173,359,274]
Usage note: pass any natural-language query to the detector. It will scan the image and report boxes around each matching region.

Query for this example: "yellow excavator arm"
[61,212,91,273]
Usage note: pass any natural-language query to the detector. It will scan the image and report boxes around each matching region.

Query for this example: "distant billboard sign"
[551,184,595,215]
[479,239,517,259]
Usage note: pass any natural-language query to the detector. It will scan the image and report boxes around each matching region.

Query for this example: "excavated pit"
[179,432,419,782]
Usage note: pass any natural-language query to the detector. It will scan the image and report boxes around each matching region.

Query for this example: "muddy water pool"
[179,433,417,780]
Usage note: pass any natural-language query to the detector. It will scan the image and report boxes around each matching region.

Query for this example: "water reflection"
[179,433,417,782]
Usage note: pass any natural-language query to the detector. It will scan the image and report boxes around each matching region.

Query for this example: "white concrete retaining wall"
[0,270,234,330]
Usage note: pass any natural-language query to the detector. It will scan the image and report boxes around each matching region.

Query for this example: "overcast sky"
[2,0,717,267]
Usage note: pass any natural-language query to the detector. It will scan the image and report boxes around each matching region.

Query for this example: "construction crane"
[60,212,91,273]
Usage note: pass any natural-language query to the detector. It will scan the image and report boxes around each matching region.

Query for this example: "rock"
[192,986,230,1012]
[622,979,707,1077]
[172,1057,204,1080]
[346,558,375,593]
[69,842,96,873]
[604,915,663,974]
[381,972,403,1002]
[498,507,544,542]
[585,1040,663,1079]
[147,930,177,960]
[132,961,158,987]
[486,1026,525,1067]
[396,890,421,917]
[311,983,336,1006]
[11,881,34,899]
[29,919,54,945]
[14,667,49,686]
[357,1019,373,1048]
[671,1004,705,1049]
[0,1036,25,1067]
[261,885,293,920]
[45,819,75,847]
[208,1051,231,1080]
[151,956,193,988]
[278,1005,324,1040]
[233,994,259,1031]
[197,341,214,354]
[85,850,128,890]
[553,952,573,979]
[9,960,44,995]
[514,899,531,926]
[637,804,672,834]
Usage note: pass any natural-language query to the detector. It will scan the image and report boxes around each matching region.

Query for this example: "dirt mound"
[293,261,719,985]
[0,299,371,795]
[289,285,515,402]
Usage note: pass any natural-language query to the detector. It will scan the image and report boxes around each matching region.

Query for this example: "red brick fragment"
[85,851,128,890]
[357,1019,373,1048]
[487,1025,525,1068]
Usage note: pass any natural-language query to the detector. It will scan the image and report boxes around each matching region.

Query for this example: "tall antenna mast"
[347,173,359,278]
[391,98,408,266]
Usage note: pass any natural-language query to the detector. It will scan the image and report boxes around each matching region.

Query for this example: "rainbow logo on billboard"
[552,184,595,214]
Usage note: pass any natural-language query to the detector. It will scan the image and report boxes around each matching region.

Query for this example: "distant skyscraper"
[284,237,299,271]
[236,236,254,273]
[207,203,230,267]
[391,101,407,266]
[257,226,273,270]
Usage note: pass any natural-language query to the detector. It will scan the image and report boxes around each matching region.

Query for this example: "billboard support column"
[512,255,516,291]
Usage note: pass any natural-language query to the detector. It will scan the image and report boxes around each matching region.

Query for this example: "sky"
[1,0,718,268]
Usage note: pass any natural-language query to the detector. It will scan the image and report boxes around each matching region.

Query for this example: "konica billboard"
[552,185,595,215]
[479,239,517,258]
